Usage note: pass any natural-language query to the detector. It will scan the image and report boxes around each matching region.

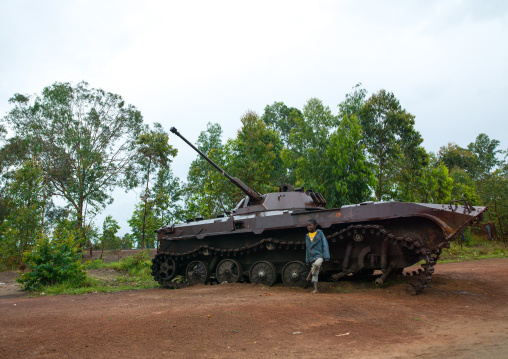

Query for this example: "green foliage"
[338,83,368,119]
[467,133,501,179]
[120,250,151,275]
[2,81,144,243]
[17,234,86,290]
[152,167,184,224]
[449,168,478,203]
[125,123,179,248]
[476,170,508,239]
[0,160,46,269]
[261,102,303,147]
[184,122,235,219]
[227,110,282,197]
[440,238,506,262]
[84,258,104,269]
[323,115,375,207]
[100,215,121,249]
[282,98,337,192]
[128,201,158,248]
[32,262,157,295]
[438,143,479,179]
[438,134,507,238]
[357,89,425,201]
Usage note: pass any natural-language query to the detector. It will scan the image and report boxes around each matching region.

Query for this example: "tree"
[129,123,177,248]
[323,115,375,207]
[419,159,454,204]
[227,110,283,199]
[438,143,479,178]
[467,133,502,179]
[282,98,337,192]
[184,123,234,219]
[152,167,184,225]
[17,231,86,290]
[2,82,143,244]
[0,160,46,269]
[476,170,508,241]
[449,168,478,204]
[261,102,303,147]
[358,89,424,201]
[100,215,120,250]
[338,83,368,119]
[128,200,158,248]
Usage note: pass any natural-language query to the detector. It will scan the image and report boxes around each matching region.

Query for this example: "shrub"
[84,259,105,269]
[120,250,151,275]
[17,235,86,290]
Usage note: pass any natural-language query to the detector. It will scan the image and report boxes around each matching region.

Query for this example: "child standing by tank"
[305,219,330,293]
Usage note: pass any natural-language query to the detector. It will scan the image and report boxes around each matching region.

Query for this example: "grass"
[439,237,506,263]
[27,254,159,296]
[20,238,507,296]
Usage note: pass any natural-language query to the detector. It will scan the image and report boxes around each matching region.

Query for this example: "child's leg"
[310,258,324,283]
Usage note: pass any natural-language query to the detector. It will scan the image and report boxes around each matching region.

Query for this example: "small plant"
[17,235,86,290]
[84,259,105,269]
[120,250,151,275]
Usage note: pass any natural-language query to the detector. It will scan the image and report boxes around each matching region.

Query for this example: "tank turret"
[170,127,326,213]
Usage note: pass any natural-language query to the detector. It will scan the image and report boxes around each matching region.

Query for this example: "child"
[305,219,330,293]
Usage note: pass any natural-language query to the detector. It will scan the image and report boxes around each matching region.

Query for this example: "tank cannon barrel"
[170,127,264,204]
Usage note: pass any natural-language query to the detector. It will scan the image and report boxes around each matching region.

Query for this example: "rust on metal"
[151,128,487,294]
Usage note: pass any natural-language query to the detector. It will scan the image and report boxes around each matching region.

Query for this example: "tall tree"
[358,89,423,201]
[100,215,120,250]
[476,170,508,241]
[2,82,143,244]
[282,98,337,192]
[152,167,184,225]
[184,123,234,219]
[227,110,283,199]
[467,133,502,179]
[323,114,375,207]
[261,102,303,147]
[449,167,478,203]
[437,143,479,177]
[128,200,158,249]
[129,123,177,249]
[338,83,368,119]
[0,160,46,269]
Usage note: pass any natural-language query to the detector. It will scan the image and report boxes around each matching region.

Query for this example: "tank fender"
[414,213,456,239]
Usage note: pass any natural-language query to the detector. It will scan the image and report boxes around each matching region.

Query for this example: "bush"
[84,259,105,269]
[17,235,86,290]
[120,250,151,275]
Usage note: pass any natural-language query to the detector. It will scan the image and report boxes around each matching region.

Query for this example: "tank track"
[152,224,449,294]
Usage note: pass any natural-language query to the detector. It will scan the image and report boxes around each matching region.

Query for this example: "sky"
[1,0,507,235]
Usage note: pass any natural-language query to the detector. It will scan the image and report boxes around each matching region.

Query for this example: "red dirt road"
[1,258,507,358]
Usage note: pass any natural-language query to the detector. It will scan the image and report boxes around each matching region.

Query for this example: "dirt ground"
[1,258,507,359]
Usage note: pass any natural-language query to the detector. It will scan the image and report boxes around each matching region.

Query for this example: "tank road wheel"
[216,259,243,284]
[282,261,309,288]
[249,261,278,287]
[151,255,177,284]
[186,261,210,285]
[159,258,177,281]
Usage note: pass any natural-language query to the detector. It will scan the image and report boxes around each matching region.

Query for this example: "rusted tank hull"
[152,202,486,293]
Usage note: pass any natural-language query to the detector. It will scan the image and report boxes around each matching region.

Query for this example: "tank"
[151,127,487,294]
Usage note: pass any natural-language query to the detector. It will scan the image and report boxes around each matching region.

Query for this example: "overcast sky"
[1,0,507,235]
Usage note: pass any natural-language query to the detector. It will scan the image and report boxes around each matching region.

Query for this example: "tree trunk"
[141,157,152,249]
[494,201,506,243]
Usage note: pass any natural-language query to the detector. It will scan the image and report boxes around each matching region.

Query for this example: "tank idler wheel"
[282,261,309,288]
[249,261,278,287]
[216,259,243,284]
[186,260,210,285]
[155,257,177,283]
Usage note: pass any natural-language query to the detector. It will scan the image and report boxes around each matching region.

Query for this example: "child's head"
[307,219,318,233]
